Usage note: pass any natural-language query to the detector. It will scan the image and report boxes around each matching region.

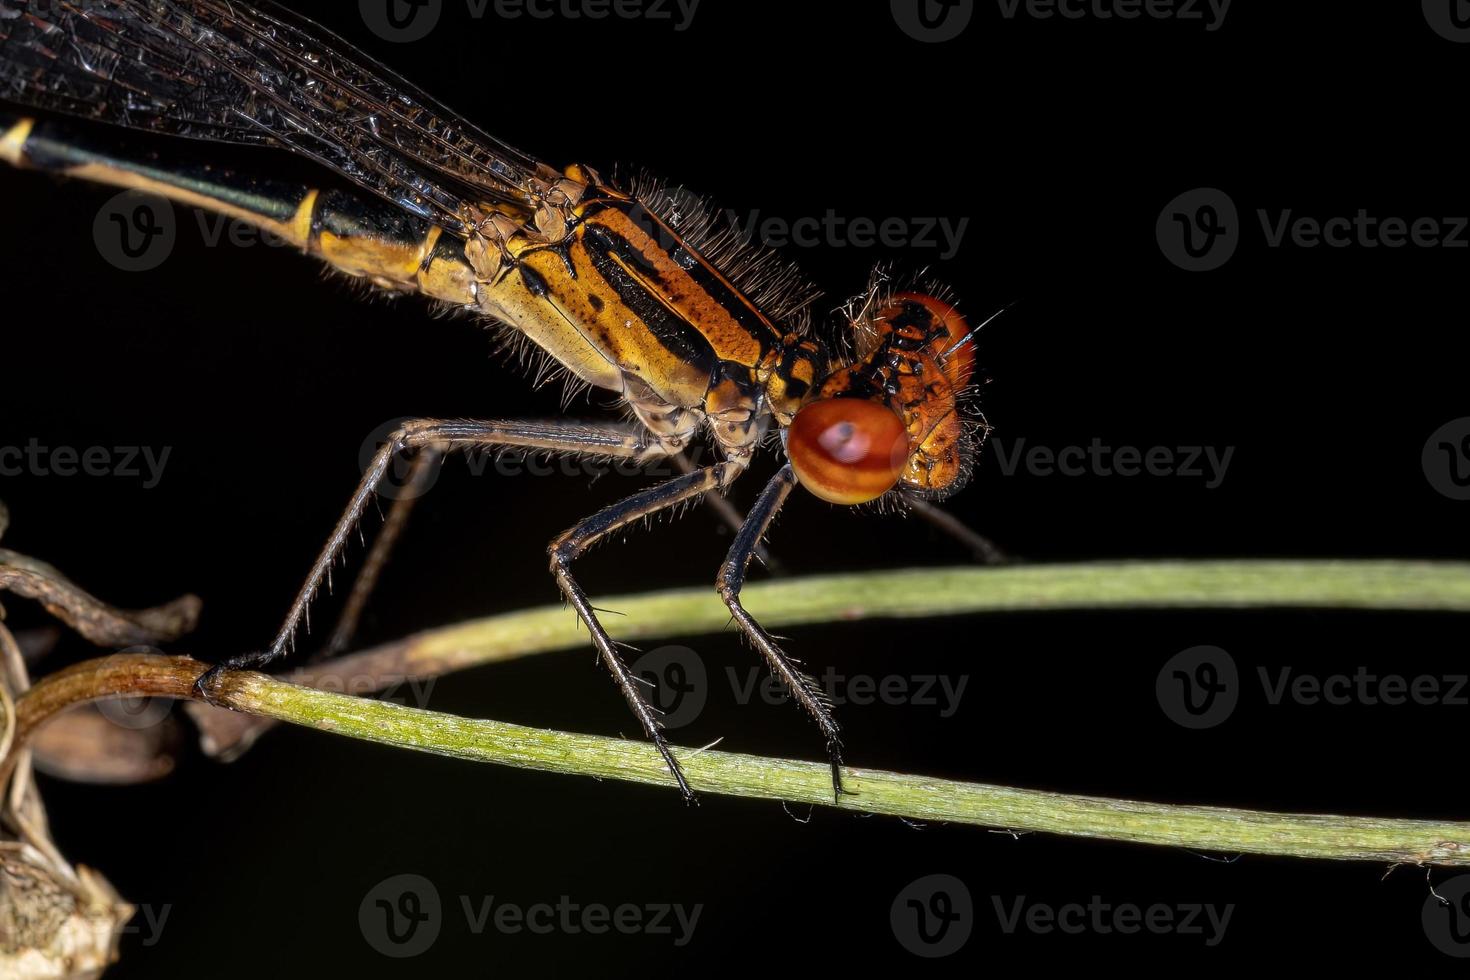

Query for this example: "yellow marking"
[418,225,444,268]
[418,249,480,306]
[0,118,35,167]
[476,241,625,392]
[287,189,319,247]
[316,220,445,281]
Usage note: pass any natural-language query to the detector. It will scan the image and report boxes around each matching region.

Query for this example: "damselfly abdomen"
[0,0,995,799]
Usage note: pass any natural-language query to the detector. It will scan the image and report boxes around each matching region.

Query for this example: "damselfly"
[0,0,997,799]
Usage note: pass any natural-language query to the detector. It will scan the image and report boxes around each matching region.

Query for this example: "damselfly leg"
[193,418,680,691]
[321,448,439,659]
[318,448,774,659]
[2,0,1000,806]
[671,453,782,574]
[548,462,745,801]
[717,465,847,799]
[906,497,1007,565]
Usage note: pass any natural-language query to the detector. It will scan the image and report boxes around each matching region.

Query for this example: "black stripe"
[312,188,434,244]
[610,200,779,344]
[580,221,719,378]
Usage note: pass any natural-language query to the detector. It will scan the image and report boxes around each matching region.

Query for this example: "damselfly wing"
[0,0,993,799]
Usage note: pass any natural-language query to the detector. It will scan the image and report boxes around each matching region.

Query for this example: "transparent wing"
[0,0,557,230]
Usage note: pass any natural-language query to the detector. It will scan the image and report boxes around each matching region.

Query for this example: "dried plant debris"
[0,506,206,975]
[0,849,132,980]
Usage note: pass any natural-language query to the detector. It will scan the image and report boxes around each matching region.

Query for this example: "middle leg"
[548,461,744,802]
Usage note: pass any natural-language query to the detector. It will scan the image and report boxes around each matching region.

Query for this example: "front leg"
[548,462,743,802]
[716,465,848,799]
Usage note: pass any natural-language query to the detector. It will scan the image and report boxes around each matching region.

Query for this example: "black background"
[1,0,1468,973]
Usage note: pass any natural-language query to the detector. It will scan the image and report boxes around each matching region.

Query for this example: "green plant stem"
[14,560,1470,866]
[283,560,1470,687]
[11,652,1470,866]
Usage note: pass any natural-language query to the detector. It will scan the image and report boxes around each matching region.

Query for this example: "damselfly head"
[786,291,984,505]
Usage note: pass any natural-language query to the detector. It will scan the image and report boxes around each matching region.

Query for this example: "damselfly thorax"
[0,0,995,800]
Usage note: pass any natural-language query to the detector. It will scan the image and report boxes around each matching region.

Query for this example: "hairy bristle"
[621,169,824,330]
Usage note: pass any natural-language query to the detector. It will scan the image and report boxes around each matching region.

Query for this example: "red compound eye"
[788,398,909,505]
